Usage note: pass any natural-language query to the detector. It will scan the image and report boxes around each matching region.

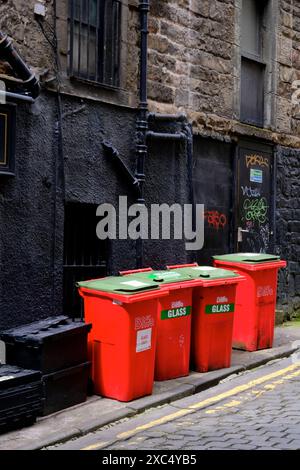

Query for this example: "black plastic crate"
[41,362,90,416]
[0,365,43,433]
[0,316,92,374]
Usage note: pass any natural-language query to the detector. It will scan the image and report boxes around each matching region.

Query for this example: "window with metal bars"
[68,0,121,87]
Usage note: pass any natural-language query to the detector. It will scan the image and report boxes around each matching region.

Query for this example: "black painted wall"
[276,146,300,318]
[0,92,298,330]
[0,94,193,330]
[0,91,138,330]
[193,137,234,265]
[144,118,190,269]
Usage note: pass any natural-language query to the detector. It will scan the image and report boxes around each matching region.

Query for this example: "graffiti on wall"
[242,197,268,226]
[241,186,261,198]
[245,154,269,169]
[204,210,227,230]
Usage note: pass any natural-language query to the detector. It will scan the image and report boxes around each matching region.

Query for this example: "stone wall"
[0,0,299,324]
[279,0,300,137]
[148,0,300,147]
[148,0,235,118]
[276,146,300,318]
[0,0,54,76]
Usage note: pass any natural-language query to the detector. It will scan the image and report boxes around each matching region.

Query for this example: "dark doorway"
[193,138,234,264]
[63,203,108,317]
[234,141,274,253]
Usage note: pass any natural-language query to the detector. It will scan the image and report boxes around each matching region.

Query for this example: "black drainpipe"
[147,113,196,262]
[0,31,40,99]
[135,0,150,268]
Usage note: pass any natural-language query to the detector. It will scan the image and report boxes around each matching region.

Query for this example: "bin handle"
[119,267,153,275]
[167,263,198,269]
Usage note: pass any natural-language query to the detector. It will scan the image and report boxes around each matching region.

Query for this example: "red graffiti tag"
[204,211,227,230]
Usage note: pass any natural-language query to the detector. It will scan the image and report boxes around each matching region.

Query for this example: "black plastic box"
[41,362,90,416]
[0,316,92,374]
[0,365,43,433]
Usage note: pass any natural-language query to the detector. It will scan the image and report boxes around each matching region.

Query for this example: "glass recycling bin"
[167,264,245,372]
[77,276,169,401]
[213,253,286,351]
[119,268,198,381]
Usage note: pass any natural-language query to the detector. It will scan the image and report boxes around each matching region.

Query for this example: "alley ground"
[50,354,300,451]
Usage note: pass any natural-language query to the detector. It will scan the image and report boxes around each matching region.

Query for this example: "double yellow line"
[82,361,300,450]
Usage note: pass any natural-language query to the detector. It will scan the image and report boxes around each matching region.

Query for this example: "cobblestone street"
[107,370,300,450]
[52,357,300,451]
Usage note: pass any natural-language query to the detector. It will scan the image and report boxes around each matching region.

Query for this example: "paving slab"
[0,397,131,451]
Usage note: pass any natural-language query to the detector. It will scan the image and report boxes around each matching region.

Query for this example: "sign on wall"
[0,104,16,175]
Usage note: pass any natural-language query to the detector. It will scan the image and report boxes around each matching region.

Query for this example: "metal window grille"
[69,0,121,87]
[63,203,108,317]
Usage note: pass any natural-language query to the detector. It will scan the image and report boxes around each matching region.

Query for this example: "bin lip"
[117,269,200,287]
[193,275,245,287]
[166,264,243,282]
[78,285,170,303]
[77,270,194,294]
[214,259,287,272]
[77,276,164,295]
[213,253,282,264]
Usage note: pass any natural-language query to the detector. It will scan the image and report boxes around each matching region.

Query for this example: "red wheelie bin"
[119,268,198,381]
[77,276,169,401]
[167,264,245,372]
[213,253,287,351]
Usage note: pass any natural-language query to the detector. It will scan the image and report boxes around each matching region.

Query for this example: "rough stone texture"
[0,0,54,77]
[276,146,300,318]
[280,0,300,139]
[148,0,300,148]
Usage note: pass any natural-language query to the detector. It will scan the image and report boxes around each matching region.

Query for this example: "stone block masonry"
[276,147,300,318]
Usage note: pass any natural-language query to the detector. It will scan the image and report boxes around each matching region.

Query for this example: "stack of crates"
[0,365,43,433]
[0,316,92,416]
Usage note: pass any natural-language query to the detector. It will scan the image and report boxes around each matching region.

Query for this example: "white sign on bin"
[136,328,152,353]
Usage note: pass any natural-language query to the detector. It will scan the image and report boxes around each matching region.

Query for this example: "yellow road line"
[204,367,300,415]
[82,441,109,451]
[82,361,300,449]
[187,362,300,411]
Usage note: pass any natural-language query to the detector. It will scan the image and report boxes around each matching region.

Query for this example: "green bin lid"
[213,253,280,263]
[167,266,239,280]
[120,269,194,285]
[77,276,161,295]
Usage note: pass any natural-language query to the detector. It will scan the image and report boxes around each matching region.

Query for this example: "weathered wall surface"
[276,147,300,318]
[0,90,140,330]
[147,0,300,147]
[0,0,54,75]
[0,0,299,326]
[0,1,192,329]
[279,0,300,137]
[148,0,235,119]
[0,2,140,328]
